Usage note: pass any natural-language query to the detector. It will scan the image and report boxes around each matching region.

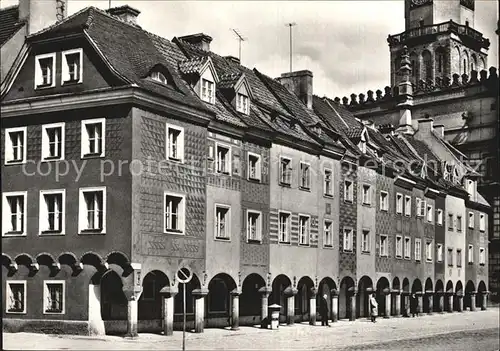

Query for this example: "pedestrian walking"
[411,293,419,317]
[369,293,378,323]
[319,293,330,326]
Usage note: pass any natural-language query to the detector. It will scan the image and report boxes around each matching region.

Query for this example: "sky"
[1,0,498,98]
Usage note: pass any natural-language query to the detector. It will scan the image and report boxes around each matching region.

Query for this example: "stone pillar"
[446,292,453,312]
[230,289,241,330]
[425,290,433,314]
[192,288,208,333]
[159,286,178,336]
[469,291,476,311]
[391,290,401,317]
[383,289,391,318]
[284,287,298,325]
[416,291,423,314]
[309,288,317,325]
[481,291,488,310]
[437,292,444,313]
[402,292,410,317]
[124,293,140,337]
[330,289,338,322]
[258,287,271,328]
[349,290,357,321]
[456,292,463,312]
[88,284,105,336]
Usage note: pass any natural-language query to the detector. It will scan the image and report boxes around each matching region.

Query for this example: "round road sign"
[176,267,192,284]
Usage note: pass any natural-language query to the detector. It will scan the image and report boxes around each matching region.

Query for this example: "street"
[3,309,499,350]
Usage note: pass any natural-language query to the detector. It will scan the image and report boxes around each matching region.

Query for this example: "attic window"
[236,93,249,114]
[201,78,215,104]
[62,49,83,84]
[35,53,56,89]
[151,71,168,85]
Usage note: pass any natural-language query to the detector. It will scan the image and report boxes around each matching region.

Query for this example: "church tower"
[388,0,490,86]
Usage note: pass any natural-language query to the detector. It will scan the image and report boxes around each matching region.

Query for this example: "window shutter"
[78,191,85,231]
[82,124,90,155]
[5,133,14,161]
[165,126,170,159]
[40,195,48,232]
[3,197,12,232]
[62,54,69,82]
[178,130,185,162]
[179,198,185,232]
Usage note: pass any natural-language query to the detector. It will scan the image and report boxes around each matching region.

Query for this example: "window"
[324,220,333,248]
[324,169,333,196]
[404,196,411,216]
[166,124,185,162]
[279,157,292,185]
[150,71,168,84]
[456,249,462,267]
[426,241,433,261]
[299,162,311,189]
[201,78,215,103]
[42,123,65,161]
[468,244,474,264]
[215,205,230,240]
[163,193,184,234]
[380,191,389,211]
[447,248,453,266]
[247,210,262,242]
[479,247,486,265]
[448,213,454,230]
[362,230,370,253]
[39,189,65,235]
[248,153,261,181]
[344,180,354,202]
[62,49,82,84]
[79,188,106,234]
[362,184,371,205]
[236,93,249,114]
[396,193,403,214]
[437,243,443,262]
[81,118,105,158]
[343,228,353,252]
[5,281,26,314]
[298,215,310,246]
[456,215,462,232]
[437,209,443,225]
[466,179,475,196]
[404,237,411,259]
[43,281,64,314]
[416,198,425,217]
[216,144,231,174]
[415,238,421,261]
[278,212,291,243]
[468,212,474,229]
[378,235,388,257]
[4,127,27,164]
[2,192,27,236]
[427,204,433,222]
[479,213,486,232]
[396,235,403,258]
[35,53,55,88]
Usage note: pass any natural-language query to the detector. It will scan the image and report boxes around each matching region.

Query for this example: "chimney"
[224,55,240,65]
[417,117,434,135]
[276,70,313,109]
[178,33,213,52]
[19,0,68,35]
[434,124,445,138]
[107,5,141,25]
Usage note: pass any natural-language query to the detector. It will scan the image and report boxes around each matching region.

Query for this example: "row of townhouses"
[0,0,496,337]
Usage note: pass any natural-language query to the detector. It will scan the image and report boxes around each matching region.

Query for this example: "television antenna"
[231,28,247,61]
[285,22,297,72]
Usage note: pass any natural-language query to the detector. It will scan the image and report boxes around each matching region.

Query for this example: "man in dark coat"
[319,294,330,326]
[410,293,419,317]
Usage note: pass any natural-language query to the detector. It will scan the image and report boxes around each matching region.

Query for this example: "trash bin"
[268,304,281,330]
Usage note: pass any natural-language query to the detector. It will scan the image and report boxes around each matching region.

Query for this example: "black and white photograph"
[1,0,499,350]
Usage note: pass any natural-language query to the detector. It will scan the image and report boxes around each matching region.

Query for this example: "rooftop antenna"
[231,29,247,61]
[285,22,296,72]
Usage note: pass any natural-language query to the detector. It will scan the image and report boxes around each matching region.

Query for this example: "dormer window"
[62,49,83,84]
[236,93,249,114]
[201,78,215,104]
[35,53,56,88]
[151,71,168,85]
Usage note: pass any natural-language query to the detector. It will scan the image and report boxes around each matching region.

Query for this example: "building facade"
[1,1,492,337]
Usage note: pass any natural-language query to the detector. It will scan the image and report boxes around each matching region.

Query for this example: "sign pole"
[183,282,186,351]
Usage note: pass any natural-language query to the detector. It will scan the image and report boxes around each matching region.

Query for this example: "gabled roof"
[0,6,24,46]
[24,7,208,112]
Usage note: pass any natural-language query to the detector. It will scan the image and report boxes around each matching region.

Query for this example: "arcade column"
[456,291,464,312]
[415,291,423,314]
[160,286,178,336]
[258,287,272,328]
[349,289,357,322]
[284,286,298,325]
[383,289,391,318]
[124,263,143,338]
[391,289,401,317]
[192,288,209,333]
[309,287,318,325]
[402,292,410,317]
[230,289,241,330]
[481,291,489,310]
[437,291,444,313]
[425,290,433,314]
[446,292,454,312]
[330,289,339,323]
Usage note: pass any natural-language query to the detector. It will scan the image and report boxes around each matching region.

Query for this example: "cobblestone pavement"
[3,309,499,350]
